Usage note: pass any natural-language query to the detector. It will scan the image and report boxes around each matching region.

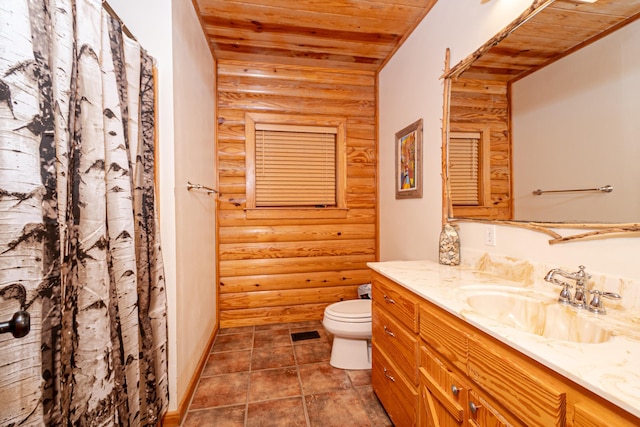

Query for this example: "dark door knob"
[0,311,30,338]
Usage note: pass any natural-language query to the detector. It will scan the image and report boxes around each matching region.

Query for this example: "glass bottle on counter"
[439,223,460,266]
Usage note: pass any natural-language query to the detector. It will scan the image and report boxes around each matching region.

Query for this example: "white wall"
[513,19,640,222]
[379,1,640,283]
[107,0,216,412]
[379,0,534,261]
[171,0,217,407]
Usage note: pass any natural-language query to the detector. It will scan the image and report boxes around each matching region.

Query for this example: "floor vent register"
[291,331,320,342]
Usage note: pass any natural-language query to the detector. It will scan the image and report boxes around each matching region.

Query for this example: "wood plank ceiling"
[448,0,640,82]
[193,0,438,71]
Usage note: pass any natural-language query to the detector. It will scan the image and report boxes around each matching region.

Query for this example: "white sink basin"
[462,287,612,344]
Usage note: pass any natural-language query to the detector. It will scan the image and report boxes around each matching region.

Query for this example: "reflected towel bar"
[187,181,218,195]
[532,185,613,196]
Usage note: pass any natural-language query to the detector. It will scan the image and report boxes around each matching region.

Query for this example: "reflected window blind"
[449,132,481,206]
[256,126,337,207]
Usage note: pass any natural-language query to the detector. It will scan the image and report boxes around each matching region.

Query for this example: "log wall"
[216,60,377,327]
[449,76,512,219]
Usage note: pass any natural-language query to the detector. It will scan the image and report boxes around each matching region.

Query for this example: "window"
[255,126,336,207]
[245,113,347,219]
[449,130,490,206]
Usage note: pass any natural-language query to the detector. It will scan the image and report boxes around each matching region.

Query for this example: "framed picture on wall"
[395,119,423,199]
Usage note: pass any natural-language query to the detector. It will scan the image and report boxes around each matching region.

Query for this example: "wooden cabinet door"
[419,348,468,427]
[467,390,509,427]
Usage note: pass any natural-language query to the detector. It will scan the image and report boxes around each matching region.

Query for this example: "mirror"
[511,22,640,223]
[443,0,640,241]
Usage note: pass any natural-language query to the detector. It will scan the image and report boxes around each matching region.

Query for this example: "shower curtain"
[0,0,169,425]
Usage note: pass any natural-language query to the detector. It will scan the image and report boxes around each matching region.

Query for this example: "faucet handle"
[544,273,573,303]
[557,282,573,304]
[587,290,621,314]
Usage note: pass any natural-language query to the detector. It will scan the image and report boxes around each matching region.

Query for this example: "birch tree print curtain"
[0,0,169,425]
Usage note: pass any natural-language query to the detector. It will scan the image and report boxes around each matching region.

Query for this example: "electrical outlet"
[484,225,496,246]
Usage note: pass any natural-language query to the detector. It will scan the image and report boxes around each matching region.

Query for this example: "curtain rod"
[102,0,137,42]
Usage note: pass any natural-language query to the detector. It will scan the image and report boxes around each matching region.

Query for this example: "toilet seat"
[324,299,371,323]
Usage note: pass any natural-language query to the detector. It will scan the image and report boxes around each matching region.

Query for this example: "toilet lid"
[325,299,371,320]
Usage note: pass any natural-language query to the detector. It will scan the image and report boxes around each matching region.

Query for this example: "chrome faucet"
[544,265,621,314]
[544,265,590,307]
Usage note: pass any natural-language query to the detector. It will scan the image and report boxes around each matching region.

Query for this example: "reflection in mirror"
[443,0,640,237]
[512,19,640,223]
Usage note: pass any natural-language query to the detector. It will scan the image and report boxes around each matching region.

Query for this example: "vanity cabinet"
[371,270,640,427]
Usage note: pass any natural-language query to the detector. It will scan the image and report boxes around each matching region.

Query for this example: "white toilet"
[322,299,372,370]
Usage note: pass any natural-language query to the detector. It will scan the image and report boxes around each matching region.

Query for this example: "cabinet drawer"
[573,403,610,427]
[467,337,566,427]
[573,401,639,427]
[372,345,417,427]
[372,302,419,384]
[420,304,468,372]
[372,275,419,333]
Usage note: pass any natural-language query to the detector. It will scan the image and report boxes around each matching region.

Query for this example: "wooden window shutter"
[449,132,482,206]
[255,124,337,207]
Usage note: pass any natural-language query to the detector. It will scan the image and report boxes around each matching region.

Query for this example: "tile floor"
[182,320,392,427]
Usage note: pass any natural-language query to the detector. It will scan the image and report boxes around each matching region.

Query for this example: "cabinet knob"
[451,384,460,396]
[469,401,479,415]
[383,367,396,382]
[383,294,396,304]
[383,325,396,337]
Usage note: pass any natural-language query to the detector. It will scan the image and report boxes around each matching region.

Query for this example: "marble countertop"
[368,260,640,418]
